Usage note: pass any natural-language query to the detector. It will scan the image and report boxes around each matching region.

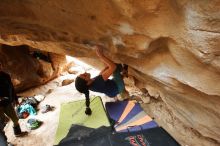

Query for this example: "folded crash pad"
[111,126,180,146]
[58,125,180,146]
[105,101,158,132]
[57,125,112,146]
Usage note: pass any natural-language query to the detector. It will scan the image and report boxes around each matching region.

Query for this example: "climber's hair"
[75,76,90,108]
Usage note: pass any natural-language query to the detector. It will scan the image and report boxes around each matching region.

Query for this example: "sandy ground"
[4,60,115,146]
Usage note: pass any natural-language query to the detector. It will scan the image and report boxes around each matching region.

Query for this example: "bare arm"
[95,46,116,80]
[99,66,109,75]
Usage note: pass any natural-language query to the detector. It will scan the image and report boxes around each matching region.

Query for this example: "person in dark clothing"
[0,62,27,145]
[0,119,7,146]
[75,45,128,115]
[0,116,12,146]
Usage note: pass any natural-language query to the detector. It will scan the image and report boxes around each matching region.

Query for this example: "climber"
[0,62,27,144]
[75,45,128,115]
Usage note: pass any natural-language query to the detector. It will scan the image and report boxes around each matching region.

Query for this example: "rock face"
[0,0,219,145]
[0,45,67,91]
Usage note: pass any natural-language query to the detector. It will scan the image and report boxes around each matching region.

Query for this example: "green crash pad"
[54,96,110,145]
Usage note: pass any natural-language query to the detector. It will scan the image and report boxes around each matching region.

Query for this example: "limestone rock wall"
[0,0,219,145]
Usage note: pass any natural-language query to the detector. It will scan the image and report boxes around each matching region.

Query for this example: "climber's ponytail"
[84,90,92,115]
[75,76,92,115]
[85,90,90,108]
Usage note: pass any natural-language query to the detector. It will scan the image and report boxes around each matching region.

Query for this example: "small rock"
[68,69,78,74]
[46,89,53,95]
[62,79,74,86]
[141,95,151,104]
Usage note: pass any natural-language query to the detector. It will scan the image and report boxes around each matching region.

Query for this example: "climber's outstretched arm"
[95,45,116,81]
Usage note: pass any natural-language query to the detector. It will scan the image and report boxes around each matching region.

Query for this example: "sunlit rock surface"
[0,0,219,145]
